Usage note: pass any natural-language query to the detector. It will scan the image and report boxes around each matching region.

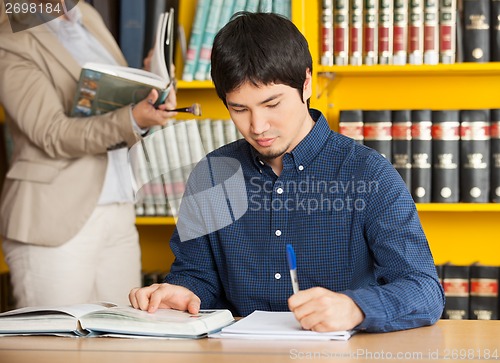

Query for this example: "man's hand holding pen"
[286,244,365,332]
[288,287,365,332]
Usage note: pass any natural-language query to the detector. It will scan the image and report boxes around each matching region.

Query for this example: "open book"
[0,302,234,339]
[70,8,175,117]
[214,311,355,341]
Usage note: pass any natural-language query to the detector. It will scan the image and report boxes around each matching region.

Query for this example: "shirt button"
[275,273,281,280]
[298,165,304,171]
[275,230,282,237]
[259,159,265,165]
[276,187,283,194]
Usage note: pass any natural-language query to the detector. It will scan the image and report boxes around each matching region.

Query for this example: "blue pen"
[286,244,300,294]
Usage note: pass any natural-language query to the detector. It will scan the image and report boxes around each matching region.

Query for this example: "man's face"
[225,72,313,166]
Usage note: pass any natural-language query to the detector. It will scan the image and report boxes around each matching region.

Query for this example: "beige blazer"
[0,3,141,246]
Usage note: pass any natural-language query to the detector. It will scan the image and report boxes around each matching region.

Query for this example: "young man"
[129,12,445,333]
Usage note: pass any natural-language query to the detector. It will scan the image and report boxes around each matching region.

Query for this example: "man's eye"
[267,103,279,109]
[232,108,246,113]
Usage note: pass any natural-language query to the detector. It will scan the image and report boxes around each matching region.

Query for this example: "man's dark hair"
[210,11,313,107]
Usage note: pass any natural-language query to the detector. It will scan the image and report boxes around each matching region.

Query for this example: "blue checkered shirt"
[165,109,445,332]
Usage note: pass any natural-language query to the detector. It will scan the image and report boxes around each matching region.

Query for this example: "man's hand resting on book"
[288,287,365,332]
[131,88,178,129]
[129,283,201,314]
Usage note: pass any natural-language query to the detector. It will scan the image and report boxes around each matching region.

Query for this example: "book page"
[217,311,354,341]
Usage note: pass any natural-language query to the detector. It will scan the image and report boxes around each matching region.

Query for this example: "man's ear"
[303,68,312,102]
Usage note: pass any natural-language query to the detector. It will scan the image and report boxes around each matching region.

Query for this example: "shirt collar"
[250,108,331,171]
[43,4,82,34]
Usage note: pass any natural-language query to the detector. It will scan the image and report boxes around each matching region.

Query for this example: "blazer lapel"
[28,24,81,82]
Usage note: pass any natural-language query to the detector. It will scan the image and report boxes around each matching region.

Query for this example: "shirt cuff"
[129,104,149,136]
[341,289,387,332]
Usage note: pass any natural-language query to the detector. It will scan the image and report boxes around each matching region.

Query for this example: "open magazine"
[71,8,175,116]
[0,302,234,339]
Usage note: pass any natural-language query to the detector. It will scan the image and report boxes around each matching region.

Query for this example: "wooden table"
[0,320,499,362]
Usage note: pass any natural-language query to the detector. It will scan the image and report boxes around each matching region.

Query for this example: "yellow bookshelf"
[300,1,500,265]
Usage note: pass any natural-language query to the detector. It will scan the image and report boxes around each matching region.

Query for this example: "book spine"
[456,4,464,62]
[182,0,212,81]
[442,264,470,320]
[423,0,440,64]
[162,121,184,214]
[232,0,248,13]
[130,140,157,216]
[463,0,491,62]
[216,0,235,31]
[194,0,224,81]
[378,0,393,64]
[150,126,175,214]
[174,121,194,184]
[211,119,226,149]
[491,109,500,202]
[409,0,425,64]
[492,0,500,61]
[204,0,236,79]
[439,0,457,63]
[339,110,364,143]
[363,0,379,65]
[393,0,409,65]
[392,110,412,192]
[198,119,215,153]
[431,110,460,202]
[244,0,260,12]
[223,119,239,144]
[142,128,168,216]
[259,0,273,12]
[460,109,490,202]
[185,119,206,164]
[469,264,499,320]
[411,110,432,203]
[363,110,392,159]
[349,0,364,65]
[142,0,167,61]
[119,0,146,68]
[334,0,350,65]
[273,0,292,19]
[321,0,335,66]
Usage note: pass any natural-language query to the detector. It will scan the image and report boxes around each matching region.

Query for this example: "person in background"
[0,0,177,308]
[129,11,445,333]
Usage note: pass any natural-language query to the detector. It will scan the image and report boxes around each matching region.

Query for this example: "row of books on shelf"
[85,0,176,69]
[182,0,292,82]
[339,109,500,203]
[89,0,291,74]
[133,118,242,217]
[320,0,500,66]
[438,263,500,320]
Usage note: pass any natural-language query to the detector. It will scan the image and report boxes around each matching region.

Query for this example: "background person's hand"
[132,88,178,128]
